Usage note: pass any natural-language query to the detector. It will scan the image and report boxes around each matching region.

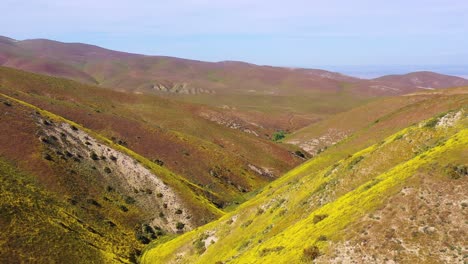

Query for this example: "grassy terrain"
[1,37,410,132]
[0,66,305,208]
[141,105,467,263]
[286,87,468,155]
[0,97,144,263]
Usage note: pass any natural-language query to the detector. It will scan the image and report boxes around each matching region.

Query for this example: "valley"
[0,36,466,264]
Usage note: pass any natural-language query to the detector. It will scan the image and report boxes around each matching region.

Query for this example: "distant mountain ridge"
[373,71,468,89]
[1,36,467,97]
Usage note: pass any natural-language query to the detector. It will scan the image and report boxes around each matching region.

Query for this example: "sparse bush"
[41,137,51,144]
[316,235,327,242]
[313,214,328,224]
[176,222,185,230]
[424,117,439,128]
[110,155,117,162]
[347,155,364,170]
[193,238,206,254]
[156,193,163,198]
[154,159,164,166]
[278,209,287,216]
[237,240,251,251]
[136,233,150,244]
[86,199,102,208]
[90,152,99,160]
[43,153,53,161]
[259,246,284,257]
[104,220,116,228]
[175,209,183,214]
[272,130,286,141]
[70,125,78,131]
[119,205,129,212]
[302,245,320,261]
[363,179,382,190]
[241,219,253,228]
[104,167,111,174]
[124,196,136,204]
[142,224,157,239]
[295,150,306,158]
[448,164,467,179]
[3,101,12,107]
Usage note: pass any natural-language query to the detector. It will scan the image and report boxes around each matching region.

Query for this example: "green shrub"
[272,131,286,141]
[347,156,364,170]
[193,238,206,254]
[423,117,439,128]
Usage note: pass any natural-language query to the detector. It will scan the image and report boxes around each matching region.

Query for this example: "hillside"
[0,93,222,263]
[1,66,466,263]
[141,96,468,263]
[0,66,306,209]
[374,71,468,89]
[3,36,467,133]
[286,87,468,155]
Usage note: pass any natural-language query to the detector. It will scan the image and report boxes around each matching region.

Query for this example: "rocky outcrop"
[36,116,196,233]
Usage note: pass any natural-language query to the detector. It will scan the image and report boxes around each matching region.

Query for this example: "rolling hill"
[0,36,467,264]
[0,93,222,263]
[2,36,467,133]
[141,88,468,263]
[286,87,468,155]
[0,66,307,210]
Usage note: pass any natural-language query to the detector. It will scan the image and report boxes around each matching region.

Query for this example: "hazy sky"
[2,0,468,68]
